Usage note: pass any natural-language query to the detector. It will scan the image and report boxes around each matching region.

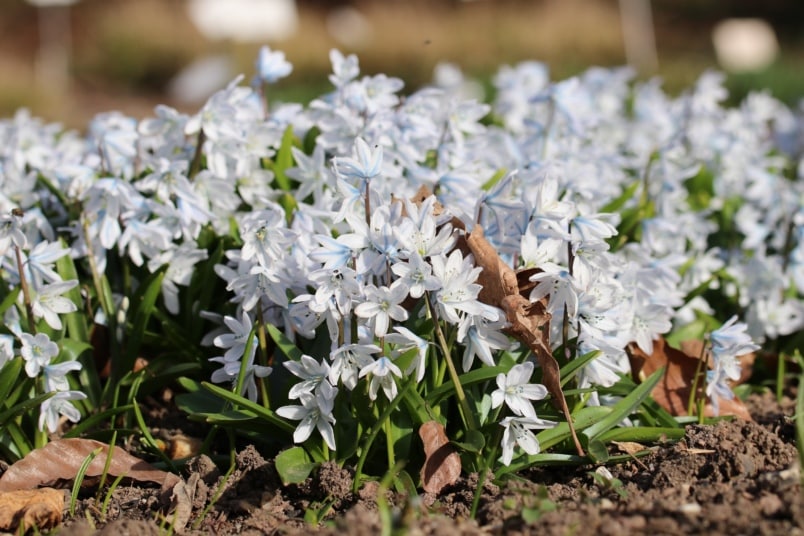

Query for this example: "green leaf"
[70,446,103,516]
[559,349,601,388]
[600,180,640,213]
[59,338,93,361]
[585,438,609,463]
[481,168,508,191]
[203,409,259,424]
[0,287,20,318]
[426,365,507,405]
[452,429,486,453]
[124,265,167,371]
[201,382,296,435]
[272,125,297,192]
[581,368,664,441]
[175,387,225,416]
[55,240,89,342]
[0,392,54,427]
[63,404,136,438]
[0,359,23,406]
[275,446,318,485]
[60,338,101,405]
[265,323,304,362]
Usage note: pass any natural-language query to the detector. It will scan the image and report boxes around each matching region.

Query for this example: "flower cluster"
[0,46,801,469]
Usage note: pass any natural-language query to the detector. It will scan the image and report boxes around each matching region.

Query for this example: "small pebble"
[679,502,702,515]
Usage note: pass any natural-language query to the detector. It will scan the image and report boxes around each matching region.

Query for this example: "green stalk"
[234,324,259,400]
[352,379,414,493]
[14,243,36,334]
[424,292,478,432]
[384,409,395,472]
[255,305,271,409]
[687,340,709,418]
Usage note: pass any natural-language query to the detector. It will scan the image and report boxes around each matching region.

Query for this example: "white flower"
[333,137,383,182]
[147,243,209,314]
[285,354,331,399]
[354,282,409,337]
[328,343,381,390]
[385,326,430,383]
[39,390,87,433]
[500,415,556,466]
[431,249,490,324]
[528,263,581,320]
[254,46,293,84]
[42,360,83,392]
[213,313,257,363]
[709,315,760,359]
[20,332,59,377]
[276,380,338,450]
[209,353,272,402]
[0,213,27,255]
[458,316,512,371]
[359,356,403,401]
[490,362,548,419]
[391,253,441,299]
[29,280,79,330]
[0,335,14,368]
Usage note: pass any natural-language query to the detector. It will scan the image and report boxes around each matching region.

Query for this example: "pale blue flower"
[490,362,548,419]
[276,380,338,450]
[254,46,293,84]
[20,332,59,377]
[333,137,383,182]
[500,415,556,466]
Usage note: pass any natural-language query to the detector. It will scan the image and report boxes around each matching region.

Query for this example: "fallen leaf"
[419,421,461,494]
[459,225,584,456]
[169,479,193,533]
[501,294,585,456]
[0,488,63,532]
[0,438,181,492]
[627,338,752,420]
[464,225,519,306]
[612,441,648,456]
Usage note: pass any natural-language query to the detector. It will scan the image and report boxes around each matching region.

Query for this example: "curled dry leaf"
[409,188,583,455]
[461,225,583,456]
[0,488,63,532]
[0,438,181,492]
[419,421,461,494]
[627,337,752,420]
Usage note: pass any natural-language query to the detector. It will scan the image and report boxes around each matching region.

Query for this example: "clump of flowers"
[0,46,798,491]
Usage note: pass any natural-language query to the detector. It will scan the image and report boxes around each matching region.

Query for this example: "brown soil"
[57,390,802,536]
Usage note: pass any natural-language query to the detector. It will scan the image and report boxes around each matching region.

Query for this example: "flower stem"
[425,292,478,431]
[688,340,709,418]
[14,243,36,334]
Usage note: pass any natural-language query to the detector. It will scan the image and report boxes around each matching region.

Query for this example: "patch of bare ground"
[58,390,801,535]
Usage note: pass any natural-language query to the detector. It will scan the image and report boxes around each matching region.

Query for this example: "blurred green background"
[1,0,802,129]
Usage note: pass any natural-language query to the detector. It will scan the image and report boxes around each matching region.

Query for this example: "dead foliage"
[419,421,461,494]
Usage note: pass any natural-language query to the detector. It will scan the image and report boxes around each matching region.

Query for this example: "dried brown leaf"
[612,441,648,456]
[501,294,584,456]
[628,338,752,420]
[419,421,461,494]
[465,226,519,307]
[0,438,181,492]
[0,488,63,531]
